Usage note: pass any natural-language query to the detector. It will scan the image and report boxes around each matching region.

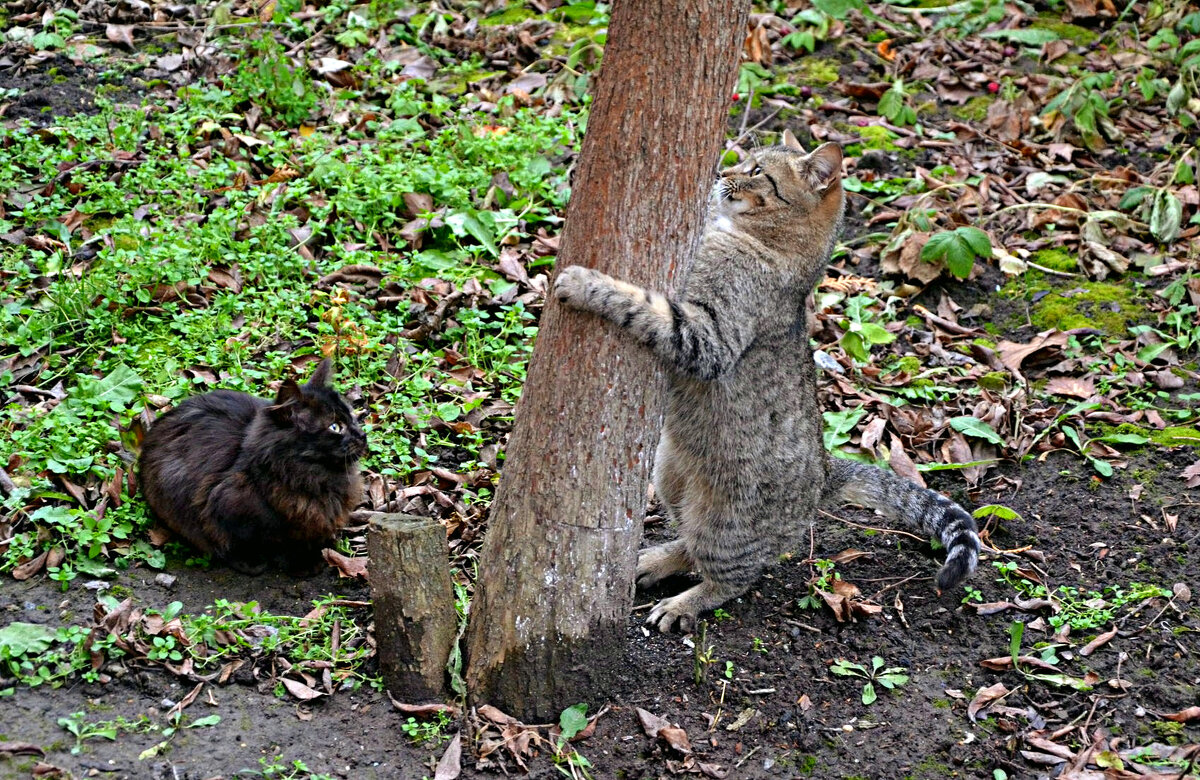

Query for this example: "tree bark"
[465,0,751,720]
[368,514,456,701]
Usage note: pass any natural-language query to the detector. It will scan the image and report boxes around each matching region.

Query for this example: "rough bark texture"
[368,514,455,701]
[464,0,751,720]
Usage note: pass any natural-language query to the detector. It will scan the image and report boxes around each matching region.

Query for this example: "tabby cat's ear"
[780,129,805,151]
[805,143,843,192]
[306,358,333,388]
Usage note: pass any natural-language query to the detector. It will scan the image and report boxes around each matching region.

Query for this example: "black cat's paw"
[225,557,269,576]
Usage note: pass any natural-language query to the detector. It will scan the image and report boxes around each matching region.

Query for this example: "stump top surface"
[368,514,443,533]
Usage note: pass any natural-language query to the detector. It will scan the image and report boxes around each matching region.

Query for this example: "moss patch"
[1091,423,1200,449]
[1031,14,1100,46]
[1030,248,1079,272]
[480,6,537,26]
[950,95,995,122]
[787,57,841,86]
[1004,277,1148,335]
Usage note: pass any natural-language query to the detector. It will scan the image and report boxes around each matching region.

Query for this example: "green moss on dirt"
[788,57,841,85]
[951,95,995,121]
[480,6,537,25]
[1092,423,1200,449]
[1031,14,1100,46]
[1030,249,1079,272]
[1003,275,1148,335]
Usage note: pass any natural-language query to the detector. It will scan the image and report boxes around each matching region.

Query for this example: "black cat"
[139,358,366,573]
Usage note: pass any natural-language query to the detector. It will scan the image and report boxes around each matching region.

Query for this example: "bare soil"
[3,453,1197,779]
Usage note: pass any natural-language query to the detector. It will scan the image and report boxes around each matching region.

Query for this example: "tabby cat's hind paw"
[635,540,691,589]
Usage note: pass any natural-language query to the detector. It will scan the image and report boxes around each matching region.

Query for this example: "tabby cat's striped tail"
[823,457,980,591]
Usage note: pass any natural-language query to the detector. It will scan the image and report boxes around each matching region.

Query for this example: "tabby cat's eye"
[752,165,762,175]
[328,422,344,434]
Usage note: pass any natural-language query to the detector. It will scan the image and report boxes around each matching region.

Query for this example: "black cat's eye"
[328,422,344,434]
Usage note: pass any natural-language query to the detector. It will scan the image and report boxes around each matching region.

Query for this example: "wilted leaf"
[659,726,692,754]
[434,734,462,780]
[636,707,671,738]
[281,677,325,700]
[968,682,1009,721]
[322,548,368,579]
[105,24,134,48]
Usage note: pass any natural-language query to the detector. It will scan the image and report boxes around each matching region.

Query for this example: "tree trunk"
[367,514,456,702]
[465,0,751,720]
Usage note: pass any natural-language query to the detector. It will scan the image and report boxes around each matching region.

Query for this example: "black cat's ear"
[805,143,843,192]
[268,380,302,424]
[306,358,333,389]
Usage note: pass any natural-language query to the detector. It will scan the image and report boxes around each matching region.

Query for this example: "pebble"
[155,573,177,589]
[83,580,111,592]
[161,698,176,709]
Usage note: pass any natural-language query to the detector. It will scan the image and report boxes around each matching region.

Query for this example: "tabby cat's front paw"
[646,593,700,634]
[553,265,603,311]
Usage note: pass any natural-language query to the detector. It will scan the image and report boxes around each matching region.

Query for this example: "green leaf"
[1008,620,1024,662]
[1062,426,1084,451]
[972,504,1021,521]
[1175,157,1196,185]
[1119,186,1153,210]
[840,330,869,362]
[876,673,909,688]
[1093,433,1150,446]
[444,209,498,257]
[1149,189,1183,243]
[1089,457,1114,478]
[188,715,222,728]
[0,622,57,657]
[558,703,589,741]
[811,0,866,20]
[861,681,877,705]
[1137,341,1173,363]
[949,416,1005,446]
[75,364,143,412]
[857,322,896,345]
[980,28,1060,44]
[878,88,904,122]
[1166,81,1187,115]
[956,226,992,257]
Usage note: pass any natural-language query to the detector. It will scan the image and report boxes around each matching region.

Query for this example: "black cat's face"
[269,360,368,464]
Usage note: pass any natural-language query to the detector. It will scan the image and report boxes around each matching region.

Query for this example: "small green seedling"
[830,656,909,705]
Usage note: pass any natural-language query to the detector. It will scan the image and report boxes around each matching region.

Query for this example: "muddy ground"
[3,450,1197,779]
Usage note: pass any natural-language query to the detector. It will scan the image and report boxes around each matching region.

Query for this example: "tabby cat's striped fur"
[554,131,979,632]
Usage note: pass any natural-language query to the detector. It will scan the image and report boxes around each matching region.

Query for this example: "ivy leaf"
[74,364,143,412]
[0,622,57,657]
[919,229,985,279]
[558,702,589,741]
[444,209,498,257]
[949,416,1005,446]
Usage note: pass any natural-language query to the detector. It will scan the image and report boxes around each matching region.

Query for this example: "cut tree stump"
[367,514,455,701]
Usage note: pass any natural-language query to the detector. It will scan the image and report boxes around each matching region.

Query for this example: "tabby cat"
[139,358,366,573]
[554,130,980,632]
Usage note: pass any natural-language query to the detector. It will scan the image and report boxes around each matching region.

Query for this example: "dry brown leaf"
[967,682,1009,721]
[281,677,325,701]
[636,707,671,738]
[659,726,692,754]
[996,330,1069,375]
[434,733,462,780]
[322,548,368,579]
[1162,706,1200,722]
[1182,459,1200,488]
[1078,627,1117,657]
[11,550,49,580]
[1044,376,1095,399]
[105,24,135,48]
[887,434,926,488]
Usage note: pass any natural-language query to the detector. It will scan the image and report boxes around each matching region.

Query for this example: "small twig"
[912,304,981,336]
[1025,261,1082,278]
[735,745,761,768]
[728,105,783,150]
